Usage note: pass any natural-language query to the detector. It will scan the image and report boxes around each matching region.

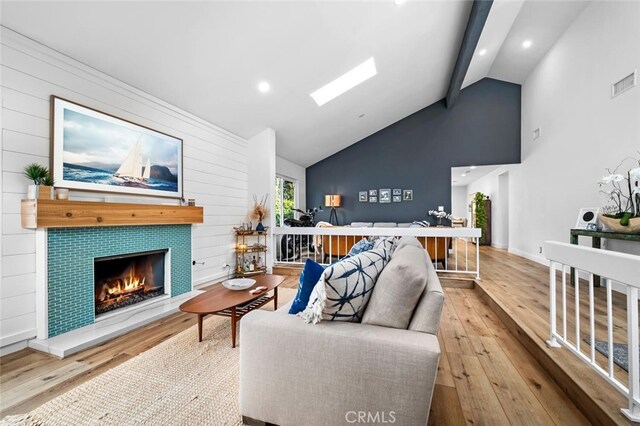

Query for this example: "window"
[275,177,296,227]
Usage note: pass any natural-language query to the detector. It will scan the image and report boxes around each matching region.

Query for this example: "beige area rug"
[3,288,296,426]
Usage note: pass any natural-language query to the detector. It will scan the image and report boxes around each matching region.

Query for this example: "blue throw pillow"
[347,238,375,256]
[289,259,325,314]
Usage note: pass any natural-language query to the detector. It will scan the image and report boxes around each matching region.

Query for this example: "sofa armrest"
[240,311,440,426]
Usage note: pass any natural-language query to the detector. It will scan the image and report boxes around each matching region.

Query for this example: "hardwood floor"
[0,247,617,424]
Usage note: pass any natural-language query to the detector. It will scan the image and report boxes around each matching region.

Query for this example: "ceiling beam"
[445,0,493,109]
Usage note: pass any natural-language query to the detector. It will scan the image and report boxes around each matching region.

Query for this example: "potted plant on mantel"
[598,154,640,233]
[24,163,54,200]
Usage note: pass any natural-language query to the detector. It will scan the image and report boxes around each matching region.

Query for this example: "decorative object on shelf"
[369,189,377,197]
[379,189,391,203]
[429,209,453,227]
[359,191,368,202]
[55,188,69,200]
[393,189,402,196]
[235,228,268,277]
[403,189,413,201]
[369,196,378,203]
[24,163,51,200]
[598,155,640,233]
[324,194,341,225]
[472,192,491,245]
[575,207,600,229]
[250,194,269,231]
[188,198,196,206]
[51,96,183,198]
[393,196,402,203]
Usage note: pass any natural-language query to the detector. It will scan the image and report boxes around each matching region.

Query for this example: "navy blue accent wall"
[306,78,521,225]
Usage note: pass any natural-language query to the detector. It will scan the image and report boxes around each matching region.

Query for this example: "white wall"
[510,1,640,263]
[467,166,515,249]
[0,27,249,352]
[450,186,468,219]
[247,129,276,271]
[276,155,306,212]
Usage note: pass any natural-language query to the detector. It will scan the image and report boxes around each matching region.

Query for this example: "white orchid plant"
[598,154,640,226]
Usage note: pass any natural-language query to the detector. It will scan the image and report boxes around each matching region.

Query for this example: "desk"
[569,229,640,287]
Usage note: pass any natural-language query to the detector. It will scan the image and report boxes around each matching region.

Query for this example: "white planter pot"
[27,184,38,200]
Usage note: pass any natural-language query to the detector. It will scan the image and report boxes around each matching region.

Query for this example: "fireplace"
[94,249,168,317]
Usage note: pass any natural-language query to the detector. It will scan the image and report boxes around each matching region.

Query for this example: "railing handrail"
[544,241,640,288]
[272,226,481,238]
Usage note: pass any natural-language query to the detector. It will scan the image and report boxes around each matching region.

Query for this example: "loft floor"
[0,247,607,424]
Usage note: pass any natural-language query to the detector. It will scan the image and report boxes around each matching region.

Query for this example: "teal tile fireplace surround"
[47,225,191,338]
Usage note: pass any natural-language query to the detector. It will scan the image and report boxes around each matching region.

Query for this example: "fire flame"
[100,267,146,302]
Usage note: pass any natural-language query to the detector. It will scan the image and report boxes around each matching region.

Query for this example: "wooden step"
[474,278,630,425]
[272,266,302,277]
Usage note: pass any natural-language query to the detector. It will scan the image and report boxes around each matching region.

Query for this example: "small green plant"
[41,174,55,187]
[474,192,488,243]
[24,163,49,185]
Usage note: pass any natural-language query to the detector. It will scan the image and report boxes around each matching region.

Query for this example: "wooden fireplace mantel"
[21,199,204,229]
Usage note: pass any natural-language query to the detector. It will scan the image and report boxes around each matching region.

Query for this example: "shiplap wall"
[0,27,248,351]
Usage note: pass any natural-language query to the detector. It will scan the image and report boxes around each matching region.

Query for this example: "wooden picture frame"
[51,96,183,198]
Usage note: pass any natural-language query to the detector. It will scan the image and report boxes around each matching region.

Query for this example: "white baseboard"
[0,328,37,348]
[0,339,30,356]
[492,243,508,249]
[508,247,549,266]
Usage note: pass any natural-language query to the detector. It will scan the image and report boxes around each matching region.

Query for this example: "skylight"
[310,57,377,106]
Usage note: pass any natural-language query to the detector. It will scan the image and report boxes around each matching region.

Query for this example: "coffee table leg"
[231,307,237,348]
[274,287,278,310]
[198,314,204,342]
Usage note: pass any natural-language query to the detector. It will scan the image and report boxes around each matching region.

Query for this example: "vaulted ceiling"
[1,1,589,167]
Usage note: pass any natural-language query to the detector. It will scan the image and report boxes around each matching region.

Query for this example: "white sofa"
[239,238,444,426]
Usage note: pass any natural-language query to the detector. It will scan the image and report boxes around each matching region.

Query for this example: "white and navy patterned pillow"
[300,247,391,324]
[372,236,398,255]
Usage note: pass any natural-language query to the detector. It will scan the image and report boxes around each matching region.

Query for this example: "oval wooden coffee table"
[179,274,284,348]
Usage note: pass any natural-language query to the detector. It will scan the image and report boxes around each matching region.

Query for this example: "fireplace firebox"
[94,249,168,317]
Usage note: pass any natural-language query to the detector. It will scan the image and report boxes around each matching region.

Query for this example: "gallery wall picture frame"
[369,189,377,197]
[359,191,368,202]
[51,96,183,198]
[379,189,391,203]
[393,189,402,196]
[369,196,378,203]
[393,196,402,203]
[403,189,413,201]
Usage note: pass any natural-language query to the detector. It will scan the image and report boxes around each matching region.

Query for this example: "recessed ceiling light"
[470,165,477,169]
[258,81,270,93]
[478,49,487,56]
[310,57,377,106]
[394,0,407,5]
[522,40,532,49]
[461,174,467,177]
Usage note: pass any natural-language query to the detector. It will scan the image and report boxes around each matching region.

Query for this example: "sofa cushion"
[289,259,325,315]
[350,222,373,228]
[373,222,398,228]
[300,247,391,324]
[362,245,429,329]
[408,259,444,335]
[394,235,424,252]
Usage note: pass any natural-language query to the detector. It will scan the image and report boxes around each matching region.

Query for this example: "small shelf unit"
[235,229,268,277]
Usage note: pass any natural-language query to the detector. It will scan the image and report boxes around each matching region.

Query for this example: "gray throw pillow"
[362,245,429,329]
[394,235,423,252]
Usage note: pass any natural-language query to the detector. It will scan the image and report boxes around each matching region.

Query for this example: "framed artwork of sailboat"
[51,97,183,198]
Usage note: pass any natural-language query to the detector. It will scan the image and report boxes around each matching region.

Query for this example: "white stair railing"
[544,241,640,422]
[271,226,481,278]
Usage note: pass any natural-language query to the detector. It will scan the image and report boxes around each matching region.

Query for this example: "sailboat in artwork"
[113,137,151,184]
